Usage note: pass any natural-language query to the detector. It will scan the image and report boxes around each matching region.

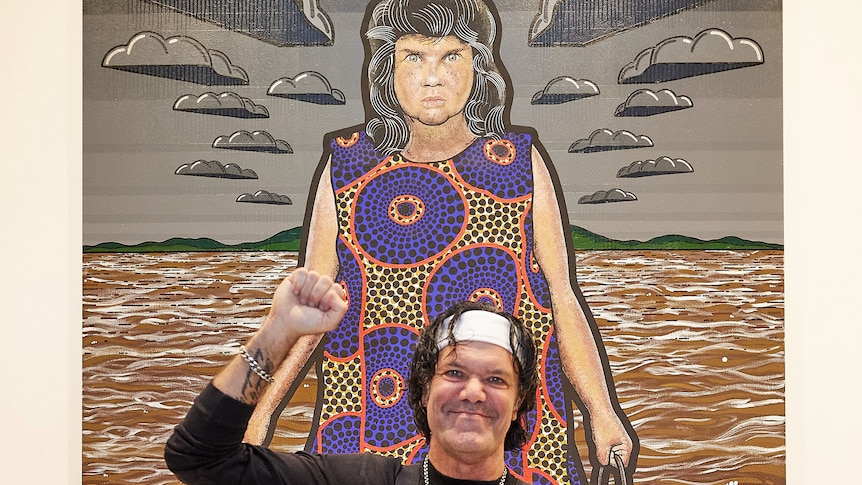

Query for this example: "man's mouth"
[451,408,490,418]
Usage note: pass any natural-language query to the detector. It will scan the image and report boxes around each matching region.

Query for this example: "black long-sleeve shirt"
[165,383,525,485]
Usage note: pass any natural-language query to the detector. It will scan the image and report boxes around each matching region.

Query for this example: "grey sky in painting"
[83,0,782,246]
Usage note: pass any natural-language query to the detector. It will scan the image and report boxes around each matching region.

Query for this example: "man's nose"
[459,377,486,402]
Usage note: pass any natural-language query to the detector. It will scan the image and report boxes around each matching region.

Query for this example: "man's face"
[393,34,475,128]
[422,341,521,460]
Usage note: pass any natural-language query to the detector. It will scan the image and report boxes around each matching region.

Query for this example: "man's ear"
[421,384,430,407]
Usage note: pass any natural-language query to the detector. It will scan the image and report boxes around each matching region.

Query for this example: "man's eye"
[406,54,420,62]
[445,370,463,378]
[446,53,460,62]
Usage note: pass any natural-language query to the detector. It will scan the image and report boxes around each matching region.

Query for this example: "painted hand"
[591,409,635,468]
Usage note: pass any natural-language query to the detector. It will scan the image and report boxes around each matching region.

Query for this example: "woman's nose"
[423,62,442,86]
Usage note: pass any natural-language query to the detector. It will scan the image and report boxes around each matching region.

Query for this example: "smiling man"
[410,305,539,483]
[164,268,538,484]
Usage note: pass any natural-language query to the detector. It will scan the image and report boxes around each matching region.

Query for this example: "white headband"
[436,310,523,362]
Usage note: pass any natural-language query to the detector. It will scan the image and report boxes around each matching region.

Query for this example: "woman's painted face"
[393,34,475,128]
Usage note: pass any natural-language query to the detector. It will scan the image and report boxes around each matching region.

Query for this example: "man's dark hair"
[363,0,508,154]
[407,301,539,450]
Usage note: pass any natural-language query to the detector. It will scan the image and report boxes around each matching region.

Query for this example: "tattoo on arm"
[238,348,274,405]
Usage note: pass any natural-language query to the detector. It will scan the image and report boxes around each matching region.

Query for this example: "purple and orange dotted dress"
[306,127,585,485]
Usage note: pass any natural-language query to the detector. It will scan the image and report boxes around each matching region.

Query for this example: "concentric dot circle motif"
[335,132,360,148]
[327,242,365,358]
[329,132,384,189]
[453,132,532,200]
[484,138,516,165]
[363,325,419,449]
[388,194,425,226]
[467,287,504,309]
[369,368,405,408]
[423,245,520,321]
[352,165,466,266]
[314,415,362,454]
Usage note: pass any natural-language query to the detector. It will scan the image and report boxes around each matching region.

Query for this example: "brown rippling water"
[83,250,784,485]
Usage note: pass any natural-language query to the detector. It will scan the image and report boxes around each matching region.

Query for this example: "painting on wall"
[83,1,784,484]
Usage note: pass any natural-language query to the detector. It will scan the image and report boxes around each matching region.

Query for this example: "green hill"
[570,227,783,250]
[83,226,782,253]
[83,228,304,253]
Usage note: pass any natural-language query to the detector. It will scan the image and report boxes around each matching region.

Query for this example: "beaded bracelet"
[239,345,275,383]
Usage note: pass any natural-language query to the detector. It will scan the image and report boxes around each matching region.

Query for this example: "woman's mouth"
[421,96,445,106]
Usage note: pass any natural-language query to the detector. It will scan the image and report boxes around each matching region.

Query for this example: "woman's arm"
[530,146,634,467]
[245,155,339,444]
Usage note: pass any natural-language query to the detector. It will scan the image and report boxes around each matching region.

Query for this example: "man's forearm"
[213,320,301,405]
[211,268,347,405]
